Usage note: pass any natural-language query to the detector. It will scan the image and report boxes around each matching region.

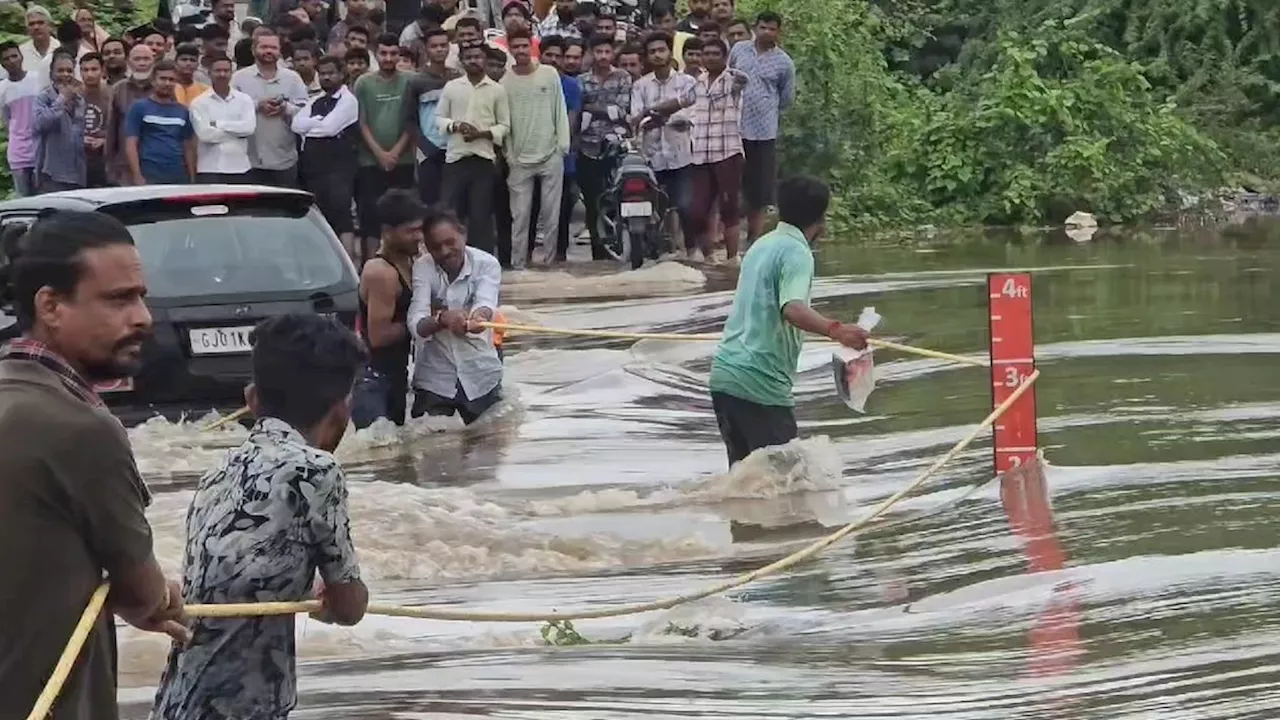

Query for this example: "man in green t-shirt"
[708,176,870,466]
[354,32,415,261]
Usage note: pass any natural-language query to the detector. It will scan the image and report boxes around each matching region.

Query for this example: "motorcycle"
[595,134,667,270]
[171,0,213,26]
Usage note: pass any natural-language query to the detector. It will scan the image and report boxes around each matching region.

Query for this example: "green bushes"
[900,27,1224,223]
[738,0,1276,228]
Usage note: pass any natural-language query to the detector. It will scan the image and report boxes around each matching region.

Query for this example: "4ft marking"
[995,277,1030,299]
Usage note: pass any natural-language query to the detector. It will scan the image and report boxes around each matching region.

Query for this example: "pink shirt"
[0,73,42,168]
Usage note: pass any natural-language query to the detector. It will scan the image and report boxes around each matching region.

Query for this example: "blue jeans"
[351,365,408,428]
[655,166,694,237]
[11,167,37,197]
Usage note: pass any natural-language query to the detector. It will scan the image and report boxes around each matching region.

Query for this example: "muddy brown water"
[115,221,1280,718]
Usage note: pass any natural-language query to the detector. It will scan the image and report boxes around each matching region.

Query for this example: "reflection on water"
[117,224,1280,718]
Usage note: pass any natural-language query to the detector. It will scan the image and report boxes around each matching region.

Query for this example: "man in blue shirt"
[541,35,584,262]
[405,27,457,207]
[708,176,870,466]
[124,59,196,185]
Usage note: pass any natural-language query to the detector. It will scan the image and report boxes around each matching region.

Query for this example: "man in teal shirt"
[708,176,869,466]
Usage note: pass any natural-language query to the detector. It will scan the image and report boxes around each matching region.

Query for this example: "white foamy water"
[143,433,849,582]
[146,478,719,584]
[124,434,848,687]
[523,436,846,516]
[129,398,519,480]
[502,261,707,301]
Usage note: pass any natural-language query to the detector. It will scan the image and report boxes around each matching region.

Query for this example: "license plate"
[620,201,652,218]
[189,326,255,355]
[93,377,133,394]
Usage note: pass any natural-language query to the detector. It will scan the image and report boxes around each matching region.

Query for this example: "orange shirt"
[175,81,210,107]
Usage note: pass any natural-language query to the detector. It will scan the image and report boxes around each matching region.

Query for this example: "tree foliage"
[739,0,1278,227]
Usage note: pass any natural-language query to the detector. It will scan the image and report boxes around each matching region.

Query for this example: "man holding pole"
[708,176,870,467]
[0,211,188,719]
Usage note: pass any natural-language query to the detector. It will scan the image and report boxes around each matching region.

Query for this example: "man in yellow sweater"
[173,43,210,106]
[500,26,570,270]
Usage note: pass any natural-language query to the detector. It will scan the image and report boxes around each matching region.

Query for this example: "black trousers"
[196,172,252,184]
[251,166,298,188]
[577,155,612,260]
[444,156,497,254]
[356,164,416,238]
[556,174,578,261]
[494,158,512,267]
[418,147,447,207]
[411,382,502,425]
[302,168,356,235]
[711,391,798,466]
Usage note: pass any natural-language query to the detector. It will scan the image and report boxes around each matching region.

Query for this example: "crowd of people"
[0,174,867,720]
[0,4,870,719]
[0,0,796,268]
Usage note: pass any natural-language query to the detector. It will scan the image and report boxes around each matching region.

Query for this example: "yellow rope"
[481,321,988,368]
[200,406,250,432]
[195,322,983,434]
[38,371,1037,716]
[26,583,110,720]
[34,318,1022,718]
[184,371,1037,622]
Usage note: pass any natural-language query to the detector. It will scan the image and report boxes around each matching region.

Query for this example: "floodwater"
[114,220,1280,718]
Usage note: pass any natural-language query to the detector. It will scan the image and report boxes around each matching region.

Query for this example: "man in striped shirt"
[630,32,696,256]
[729,10,795,247]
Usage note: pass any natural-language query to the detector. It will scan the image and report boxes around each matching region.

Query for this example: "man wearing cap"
[489,1,541,63]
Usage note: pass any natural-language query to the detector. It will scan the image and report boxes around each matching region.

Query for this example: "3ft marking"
[988,273,1037,473]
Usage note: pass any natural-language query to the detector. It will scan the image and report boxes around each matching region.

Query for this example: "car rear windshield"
[110,197,349,300]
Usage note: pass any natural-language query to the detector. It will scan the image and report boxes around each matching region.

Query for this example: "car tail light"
[163,192,264,203]
[622,178,649,196]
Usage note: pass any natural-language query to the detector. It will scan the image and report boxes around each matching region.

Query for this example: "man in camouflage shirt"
[151,315,370,720]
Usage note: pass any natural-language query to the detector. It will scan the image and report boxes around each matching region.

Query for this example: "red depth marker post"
[987,274,1082,683]
[988,273,1038,472]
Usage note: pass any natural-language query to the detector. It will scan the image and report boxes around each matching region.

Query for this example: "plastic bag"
[831,307,882,414]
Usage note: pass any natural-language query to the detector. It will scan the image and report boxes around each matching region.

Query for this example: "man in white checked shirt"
[630,31,697,256]
[688,37,746,262]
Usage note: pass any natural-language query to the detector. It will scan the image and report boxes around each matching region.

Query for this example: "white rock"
[1065,211,1098,228]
